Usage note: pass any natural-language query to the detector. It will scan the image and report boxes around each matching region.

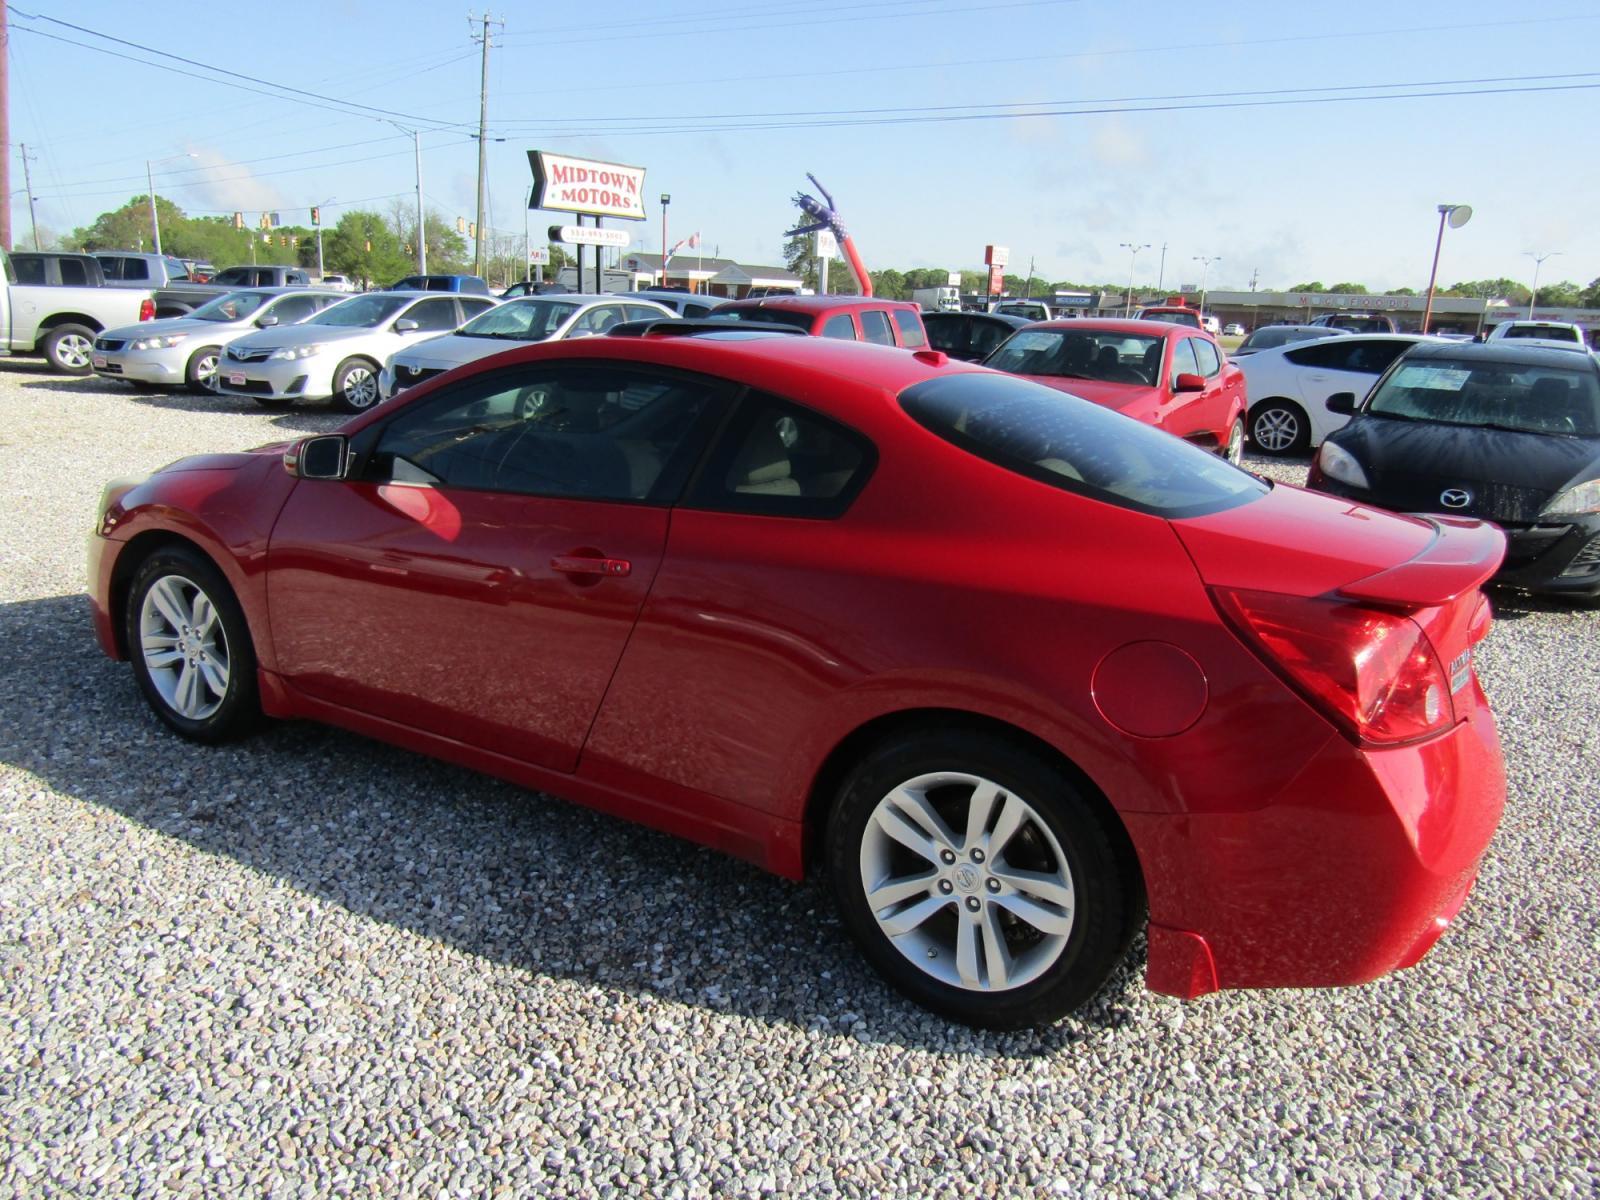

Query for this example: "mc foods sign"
[529,151,648,221]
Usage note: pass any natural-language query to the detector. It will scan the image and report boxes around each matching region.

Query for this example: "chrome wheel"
[859,771,1076,993]
[1224,418,1245,465]
[1250,404,1304,455]
[138,574,231,720]
[195,350,220,392]
[53,331,94,371]
[341,364,378,409]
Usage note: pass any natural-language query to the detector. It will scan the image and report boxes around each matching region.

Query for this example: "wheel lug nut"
[986,878,1001,893]
[938,880,953,894]
[965,896,980,912]
[971,848,985,863]
[939,850,956,865]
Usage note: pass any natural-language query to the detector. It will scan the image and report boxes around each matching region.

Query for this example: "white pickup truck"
[1,250,156,374]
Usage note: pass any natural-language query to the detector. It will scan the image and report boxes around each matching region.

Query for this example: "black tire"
[42,323,97,375]
[124,546,261,743]
[1248,399,1311,456]
[185,345,223,394]
[331,357,381,413]
[824,729,1138,1030]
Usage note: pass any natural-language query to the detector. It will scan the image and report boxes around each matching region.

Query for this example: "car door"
[266,360,733,771]
[1189,336,1242,444]
[1286,337,1414,440]
[1162,336,1206,436]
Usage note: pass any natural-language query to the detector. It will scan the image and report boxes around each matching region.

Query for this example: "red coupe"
[89,326,1507,1028]
[983,319,1248,464]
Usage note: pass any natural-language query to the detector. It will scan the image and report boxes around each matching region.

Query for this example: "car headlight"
[129,334,187,350]
[1316,441,1371,490]
[270,343,328,361]
[1541,478,1600,516]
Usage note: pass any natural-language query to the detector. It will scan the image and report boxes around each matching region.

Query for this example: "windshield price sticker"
[1392,365,1471,391]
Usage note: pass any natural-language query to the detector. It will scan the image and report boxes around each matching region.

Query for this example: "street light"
[1193,255,1220,316]
[660,193,671,287]
[1524,250,1561,319]
[1421,203,1472,333]
[145,152,198,257]
[1120,242,1150,316]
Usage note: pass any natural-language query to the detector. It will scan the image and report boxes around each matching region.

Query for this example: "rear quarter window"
[900,372,1267,519]
[892,309,927,348]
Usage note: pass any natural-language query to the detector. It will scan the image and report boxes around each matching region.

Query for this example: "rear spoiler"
[1336,515,1506,607]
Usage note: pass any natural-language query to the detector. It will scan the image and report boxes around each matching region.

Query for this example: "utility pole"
[469,12,502,278]
[1156,242,1168,293]
[1,2,10,251]
[1248,267,1259,292]
[413,128,426,273]
[1023,255,1035,299]
[20,143,39,250]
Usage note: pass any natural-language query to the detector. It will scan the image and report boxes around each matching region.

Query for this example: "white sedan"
[1236,334,1440,455]
[215,291,497,412]
[381,294,677,399]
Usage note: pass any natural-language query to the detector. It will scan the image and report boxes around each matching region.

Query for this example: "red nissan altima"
[88,324,1507,1029]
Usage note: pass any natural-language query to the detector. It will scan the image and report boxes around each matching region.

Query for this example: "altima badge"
[1440,488,1472,509]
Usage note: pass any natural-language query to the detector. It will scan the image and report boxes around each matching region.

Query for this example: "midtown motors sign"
[529,151,648,221]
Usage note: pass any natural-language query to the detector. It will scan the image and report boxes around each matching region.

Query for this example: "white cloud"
[175,145,286,215]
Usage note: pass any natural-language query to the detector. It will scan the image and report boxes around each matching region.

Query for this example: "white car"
[1237,333,1441,455]
[381,294,677,399]
[215,291,497,411]
[1222,323,1245,337]
[1485,320,1590,352]
[317,274,356,292]
[93,288,344,393]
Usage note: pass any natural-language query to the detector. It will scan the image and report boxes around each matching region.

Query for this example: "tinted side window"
[684,302,714,318]
[892,309,927,348]
[1192,338,1222,377]
[12,257,45,284]
[95,257,123,280]
[59,259,90,286]
[859,309,895,346]
[968,319,1013,358]
[1347,340,1411,374]
[269,294,323,324]
[625,304,669,322]
[1284,342,1354,369]
[366,366,726,502]
[924,317,966,354]
[686,393,874,518]
[122,258,150,281]
[459,298,497,321]
[405,297,460,331]
[820,313,857,340]
[1168,338,1200,387]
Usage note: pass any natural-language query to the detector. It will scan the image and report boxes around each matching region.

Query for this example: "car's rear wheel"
[826,730,1136,1029]
[125,546,260,743]
[331,357,381,413]
[1223,417,1245,465]
[42,324,97,375]
[185,346,223,394]
[1249,400,1310,456]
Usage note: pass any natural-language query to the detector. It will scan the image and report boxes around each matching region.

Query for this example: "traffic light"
[468,222,476,239]
[456,216,466,233]
[310,206,321,227]
[279,236,287,247]
[259,214,270,230]
[232,212,244,229]
[364,239,372,252]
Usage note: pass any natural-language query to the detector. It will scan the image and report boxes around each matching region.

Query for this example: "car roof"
[1029,318,1191,338]
[1404,340,1600,370]
[717,294,916,313]
[928,311,1032,327]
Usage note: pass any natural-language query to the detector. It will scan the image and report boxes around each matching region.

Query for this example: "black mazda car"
[1307,341,1600,602]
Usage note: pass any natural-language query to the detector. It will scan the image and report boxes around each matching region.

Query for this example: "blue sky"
[8,0,1599,292]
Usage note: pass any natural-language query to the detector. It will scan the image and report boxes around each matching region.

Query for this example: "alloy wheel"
[138,574,231,720]
[55,333,94,371]
[343,366,378,409]
[1251,407,1301,453]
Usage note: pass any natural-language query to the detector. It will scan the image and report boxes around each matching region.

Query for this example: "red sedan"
[983,319,1248,463]
[88,327,1506,1029]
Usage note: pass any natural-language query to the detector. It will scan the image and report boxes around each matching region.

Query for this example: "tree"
[1326,282,1369,294]
[384,201,471,275]
[1384,287,1417,296]
[1444,278,1530,305]
[1533,280,1583,308]
[72,195,183,252]
[1584,278,1600,309]
[868,268,906,299]
[1288,281,1326,293]
[323,210,411,288]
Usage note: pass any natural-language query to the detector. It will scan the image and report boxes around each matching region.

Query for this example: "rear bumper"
[1130,698,1505,997]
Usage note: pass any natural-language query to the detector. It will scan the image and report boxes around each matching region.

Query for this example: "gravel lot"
[2,360,1597,1198]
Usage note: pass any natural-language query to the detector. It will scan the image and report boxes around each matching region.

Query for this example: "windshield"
[1139,310,1201,328]
[1241,327,1325,351]
[190,290,271,322]
[459,299,580,340]
[984,328,1165,385]
[711,307,816,331]
[308,294,410,328]
[1368,358,1600,438]
[1502,325,1581,343]
[901,373,1267,518]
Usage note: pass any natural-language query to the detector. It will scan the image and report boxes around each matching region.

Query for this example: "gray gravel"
[1,361,1597,1198]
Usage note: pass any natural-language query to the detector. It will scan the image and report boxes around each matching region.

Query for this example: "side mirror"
[255,314,279,327]
[284,434,349,480]
[566,329,596,339]
[1174,372,1206,393]
[1326,392,1358,415]
[393,318,420,333]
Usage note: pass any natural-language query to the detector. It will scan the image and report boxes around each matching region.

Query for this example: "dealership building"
[1156,290,1600,336]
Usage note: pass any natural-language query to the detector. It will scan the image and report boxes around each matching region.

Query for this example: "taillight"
[138,298,156,322]
[1212,587,1455,746]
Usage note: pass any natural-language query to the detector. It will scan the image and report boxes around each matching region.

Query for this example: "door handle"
[551,554,631,578]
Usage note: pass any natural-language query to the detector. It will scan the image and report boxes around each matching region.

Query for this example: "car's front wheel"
[826,730,1137,1029]
[331,357,381,413]
[1248,400,1310,456]
[1223,416,1245,465]
[185,346,223,394]
[125,546,260,743]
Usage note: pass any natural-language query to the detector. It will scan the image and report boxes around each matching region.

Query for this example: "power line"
[499,0,1055,40]
[7,9,474,131]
